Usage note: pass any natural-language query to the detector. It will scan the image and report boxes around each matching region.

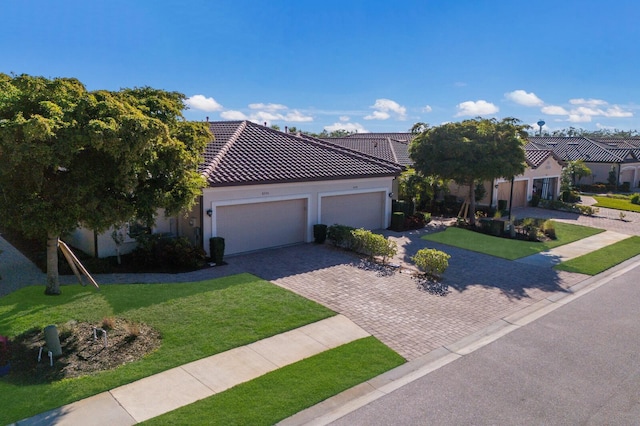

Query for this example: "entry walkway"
[515,230,631,266]
[15,315,369,425]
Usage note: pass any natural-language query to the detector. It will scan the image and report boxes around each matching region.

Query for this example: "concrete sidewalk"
[515,230,630,266]
[15,315,369,426]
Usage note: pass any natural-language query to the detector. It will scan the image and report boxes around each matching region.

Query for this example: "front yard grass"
[422,222,605,260]
[143,337,404,425]
[592,195,640,212]
[0,274,340,424]
[554,236,640,275]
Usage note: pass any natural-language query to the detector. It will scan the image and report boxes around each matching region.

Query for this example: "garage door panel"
[497,181,527,208]
[217,199,306,255]
[321,192,385,230]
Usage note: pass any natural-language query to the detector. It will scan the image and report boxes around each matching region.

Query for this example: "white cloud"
[220,110,248,120]
[603,105,633,118]
[365,98,407,120]
[324,122,369,133]
[455,100,499,117]
[454,82,467,87]
[284,110,313,122]
[505,90,544,107]
[364,110,391,120]
[541,99,633,122]
[541,105,569,115]
[339,116,350,122]
[248,103,287,111]
[185,95,223,112]
[422,105,433,113]
[569,98,608,107]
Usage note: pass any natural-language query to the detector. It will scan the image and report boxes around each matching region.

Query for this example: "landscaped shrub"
[392,200,415,216]
[132,234,205,270]
[530,194,540,207]
[620,182,631,192]
[350,228,397,263]
[631,193,640,205]
[561,190,581,203]
[498,199,508,211]
[542,220,556,239]
[539,199,598,216]
[327,224,356,249]
[404,212,430,230]
[411,248,450,279]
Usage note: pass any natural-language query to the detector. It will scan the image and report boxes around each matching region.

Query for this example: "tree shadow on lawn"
[398,237,584,301]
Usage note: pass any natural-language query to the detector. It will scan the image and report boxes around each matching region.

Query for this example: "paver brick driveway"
[41,203,640,360]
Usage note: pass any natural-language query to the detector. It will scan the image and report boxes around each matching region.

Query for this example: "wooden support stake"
[58,240,99,289]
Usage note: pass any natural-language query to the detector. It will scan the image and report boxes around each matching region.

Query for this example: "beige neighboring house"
[447,149,564,210]
[527,137,640,189]
[67,120,401,258]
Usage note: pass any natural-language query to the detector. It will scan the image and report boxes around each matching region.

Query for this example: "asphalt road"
[333,263,640,425]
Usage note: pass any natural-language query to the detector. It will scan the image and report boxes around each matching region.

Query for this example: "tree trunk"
[468,181,477,226]
[45,233,61,295]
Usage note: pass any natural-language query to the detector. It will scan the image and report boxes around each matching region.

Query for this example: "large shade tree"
[0,74,212,295]
[409,117,529,225]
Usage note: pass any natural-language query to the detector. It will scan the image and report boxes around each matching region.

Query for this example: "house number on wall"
[262,191,269,195]
[353,186,358,189]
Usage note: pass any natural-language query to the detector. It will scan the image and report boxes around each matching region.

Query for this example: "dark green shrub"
[542,220,556,239]
[498,199,508,211]
[392,200,415,216]
[209,237,225,264]
[621,182,631,192]
[530,194,540,207]
[631,193,640,205]
[327,224,356,249]
[313,224,328,244]
[132,234,205,270]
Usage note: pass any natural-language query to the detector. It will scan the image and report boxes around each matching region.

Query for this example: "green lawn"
[554,236,640,275]
[0,274,347,424]
[143,337,404,425]
[592,196,640,212]
[422,222,605,260]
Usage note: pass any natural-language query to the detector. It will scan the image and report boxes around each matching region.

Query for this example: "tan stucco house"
[67,121,401,258]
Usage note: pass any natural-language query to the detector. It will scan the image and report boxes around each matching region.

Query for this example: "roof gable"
[200,121,401,186]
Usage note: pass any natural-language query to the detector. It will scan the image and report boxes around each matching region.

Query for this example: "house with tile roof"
[67,121,402,257]
[527,136,640,189]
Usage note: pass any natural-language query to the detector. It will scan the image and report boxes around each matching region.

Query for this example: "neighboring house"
[198,121,401,255]
[68,121,402,258]
[446,148,564,210]
[527,137,640,189]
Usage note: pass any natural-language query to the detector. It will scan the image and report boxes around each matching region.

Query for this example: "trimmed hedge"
[411,248,450,279]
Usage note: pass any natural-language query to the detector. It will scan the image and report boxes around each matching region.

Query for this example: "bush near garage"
[350,229,397,264]
[411,248,450,279]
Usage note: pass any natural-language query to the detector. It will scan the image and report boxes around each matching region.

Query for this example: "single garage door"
[321,191,385,230]
[497,180,528,208]
[216,198,306,255]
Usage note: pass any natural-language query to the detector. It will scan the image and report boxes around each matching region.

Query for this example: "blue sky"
[2,0,640,134]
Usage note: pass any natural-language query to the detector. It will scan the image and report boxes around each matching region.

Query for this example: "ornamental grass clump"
[411,248,450,279]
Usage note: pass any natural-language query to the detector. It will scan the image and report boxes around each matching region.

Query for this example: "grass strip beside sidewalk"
[554,236,640,275]
[143,337,405,426]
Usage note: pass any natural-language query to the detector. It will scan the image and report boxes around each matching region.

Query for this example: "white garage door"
[321,192,385,230]
[216,198,306,255]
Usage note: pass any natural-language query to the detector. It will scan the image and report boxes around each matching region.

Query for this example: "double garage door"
[215,191,386,255]
[497,180,528,208]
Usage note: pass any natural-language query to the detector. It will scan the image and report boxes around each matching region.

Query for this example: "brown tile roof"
[527,137,625,163]
[321,136,413,167]
[346,132,415,142]
[200,121,402,187]
[525,149,563,168]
